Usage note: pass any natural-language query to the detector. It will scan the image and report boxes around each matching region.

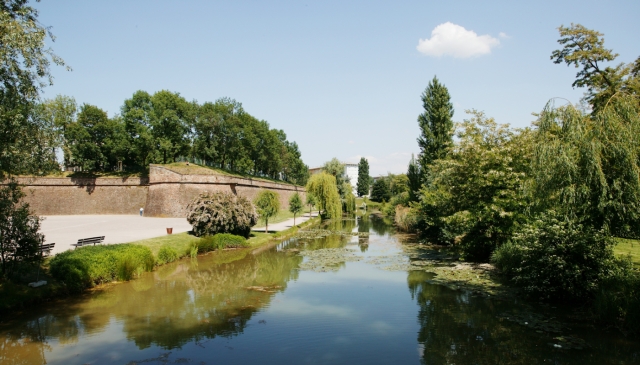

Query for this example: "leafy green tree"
[370,177,391,203]
[417,111,532,260]
[37,95,77,168]
[67,104,128,171]
[0,179,43,278]
[288,192,303,225]
[306,193,316,216]
[150,90,194,164]
[407,154,421,202]
[530,97,640,238]
[389,174,409,196]
[254,190,280,233]
[306,172,341,219]
[121,90,155,169]
[417,76,454,181]
[322,158,350,198]
[356,157,370,197]
[551,24,639,111]
[0,0,68,176]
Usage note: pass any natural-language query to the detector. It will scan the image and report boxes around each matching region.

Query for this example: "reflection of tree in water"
[370,215,394,236]
[408,270,549,364]
[357,214,372,233]
[0,247,303,354]
[0,316,50,365]
[407,271,640,364]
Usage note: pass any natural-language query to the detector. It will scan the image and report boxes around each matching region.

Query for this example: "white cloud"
[417,22,500,58]
[499,32,510,39]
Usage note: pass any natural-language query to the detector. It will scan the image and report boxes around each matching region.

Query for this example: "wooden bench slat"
[71,236,105,249]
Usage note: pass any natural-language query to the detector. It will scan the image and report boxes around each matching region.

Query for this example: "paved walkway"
[41,215,192,256]
[252,211,318,233]
[40,212,319,256]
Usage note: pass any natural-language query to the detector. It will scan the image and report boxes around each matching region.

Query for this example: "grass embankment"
[615,238,640,267]
[0,216,321,315]
[161,162,300,186]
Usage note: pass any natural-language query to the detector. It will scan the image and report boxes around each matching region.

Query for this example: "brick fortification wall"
[12,166,305,217]
[15,176,149,215]
[144,165,306,217]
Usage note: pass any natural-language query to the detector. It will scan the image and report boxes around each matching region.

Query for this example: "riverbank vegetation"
[383,24,640,333]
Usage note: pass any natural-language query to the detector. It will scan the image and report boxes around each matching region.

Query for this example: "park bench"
[40,243,55,257]
[71,236,105,249]
[6,243,55,259]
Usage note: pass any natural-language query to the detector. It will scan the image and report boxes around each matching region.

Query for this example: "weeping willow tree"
[530,95,640,238]
[306,172,342,219]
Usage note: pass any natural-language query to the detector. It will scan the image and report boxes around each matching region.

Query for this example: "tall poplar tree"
[417,76,454,181]
[356,157,370,197]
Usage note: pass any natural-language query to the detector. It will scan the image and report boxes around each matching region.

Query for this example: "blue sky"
[35,0,640,176]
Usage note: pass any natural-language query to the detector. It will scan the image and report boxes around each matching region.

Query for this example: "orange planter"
[166,228,173,234]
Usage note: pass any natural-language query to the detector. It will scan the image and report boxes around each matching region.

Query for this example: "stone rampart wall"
[10,166,306,217]
[14,176,149,215]
[144,165,306,217]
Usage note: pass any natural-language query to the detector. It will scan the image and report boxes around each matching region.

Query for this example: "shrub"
[395,205,418,232]
[197,233,248,254]
[49,244,155,292]
[157,245,179,265]
[491,213,620,301]
[592,266,640,333]
[186,191,258,237]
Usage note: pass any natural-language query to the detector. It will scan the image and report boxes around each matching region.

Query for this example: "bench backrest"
[76,236,105,246]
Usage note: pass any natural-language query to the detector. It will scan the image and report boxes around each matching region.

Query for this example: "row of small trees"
[390,24,640,330]
[36,92,310,184]
[186,189,307,237]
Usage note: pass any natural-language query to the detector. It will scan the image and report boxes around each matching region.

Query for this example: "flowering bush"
[186,192,258,237]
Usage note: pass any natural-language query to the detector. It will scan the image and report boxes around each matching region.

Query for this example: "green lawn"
[615,238,640,267]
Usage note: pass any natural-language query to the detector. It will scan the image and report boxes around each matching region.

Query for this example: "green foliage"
[383,191,410,217]
[0,179,43,278]
[254,190,280,232]
[323,158,351,199]
[186,191,258,238]
[394,205,419,233]
[305,193,317,215]
[531,98,640,238]
[157,245,179,265]
[343,190,356,215]
[306,172,341,219]
[407,154,421,202]
[551,24,639,111]
[190,97,308,184]
[49,244,154,292]
[491,213,622,301]
[198,233,248,253]
[370,177,390,203]
[0,1,67,176]
[356,157,370,197]
[66,104,128,171]
[288,192,304,225]
[417,76,454,180]
[593,269,640,333]
[416,111,531,260]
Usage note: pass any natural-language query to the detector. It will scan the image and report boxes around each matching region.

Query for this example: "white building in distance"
[309,162,359,196]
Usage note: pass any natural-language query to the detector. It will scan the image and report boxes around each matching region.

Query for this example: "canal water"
[1,216,638,364]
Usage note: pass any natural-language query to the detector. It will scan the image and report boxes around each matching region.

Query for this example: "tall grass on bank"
[49,244,155,292]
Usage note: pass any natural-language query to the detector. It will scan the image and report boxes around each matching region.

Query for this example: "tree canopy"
[306,172,341,220]
[417,76,454,181]
[356,157,370,197]
[254,190,280,233]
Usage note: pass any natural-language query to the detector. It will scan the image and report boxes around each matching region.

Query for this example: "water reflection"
[1,219,639,365]
[0,247,303,360]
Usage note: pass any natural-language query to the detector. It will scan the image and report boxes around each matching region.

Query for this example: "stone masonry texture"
[12,165,306,218]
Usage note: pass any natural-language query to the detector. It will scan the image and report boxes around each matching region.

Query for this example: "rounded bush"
[491,213,620,301]
[186,192,258,237]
